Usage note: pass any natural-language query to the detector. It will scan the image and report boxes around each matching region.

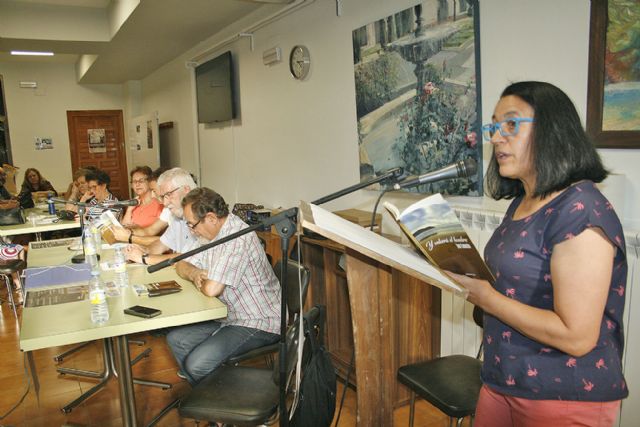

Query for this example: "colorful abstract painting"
[603,0,640,131]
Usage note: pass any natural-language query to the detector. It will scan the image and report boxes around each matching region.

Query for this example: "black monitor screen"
[195,51,236,123]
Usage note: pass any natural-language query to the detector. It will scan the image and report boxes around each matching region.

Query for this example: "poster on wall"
[353,0,482,196]
[88,129,106,153]
[34,137,53,150]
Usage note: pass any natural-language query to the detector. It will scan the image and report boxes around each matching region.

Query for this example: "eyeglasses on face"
[130,178,148,185]
[481,118,534,141]
[187,217,202,229]
[159,186,181,199]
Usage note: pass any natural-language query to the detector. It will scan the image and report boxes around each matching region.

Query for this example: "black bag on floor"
[290,306,337,427]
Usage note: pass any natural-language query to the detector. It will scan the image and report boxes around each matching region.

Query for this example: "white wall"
[138,0,640,230]
[0,60,124,191]
[0,0,638,229]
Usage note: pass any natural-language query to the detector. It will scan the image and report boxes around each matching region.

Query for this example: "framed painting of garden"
[352,0,482,195]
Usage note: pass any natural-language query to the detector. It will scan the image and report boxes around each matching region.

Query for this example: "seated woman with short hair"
[121,166,163,228]
[85,169,120,222]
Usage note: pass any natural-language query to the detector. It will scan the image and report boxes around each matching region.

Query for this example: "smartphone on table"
[124,305,162,318]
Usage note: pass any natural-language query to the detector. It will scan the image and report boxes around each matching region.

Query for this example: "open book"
[299,201,466,295]
[384,194,494,283]
[96,210,122,245]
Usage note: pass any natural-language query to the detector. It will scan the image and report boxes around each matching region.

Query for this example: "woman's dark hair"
[22,168,44,189]
[130,166,152,180]
[485,81,608,199]
[182,187,229,219]
[151,166,170,182]
[86,169,111,187]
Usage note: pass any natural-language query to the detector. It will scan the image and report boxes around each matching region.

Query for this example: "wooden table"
[20,241,227,426]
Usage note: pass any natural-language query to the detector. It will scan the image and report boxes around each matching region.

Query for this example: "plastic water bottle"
[47,192,56,215]
[83,227,100,275]
[113,244,129,288]
[89,275,109,324]
[91,224,102,257]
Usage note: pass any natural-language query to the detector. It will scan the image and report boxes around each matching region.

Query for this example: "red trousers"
[475,385,620,427]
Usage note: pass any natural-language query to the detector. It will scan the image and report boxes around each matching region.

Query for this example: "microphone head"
[459,158,478,178]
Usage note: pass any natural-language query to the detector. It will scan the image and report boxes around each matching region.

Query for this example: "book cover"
[134,280,182,297]
[97,210,122,244]
[384,194,494,283]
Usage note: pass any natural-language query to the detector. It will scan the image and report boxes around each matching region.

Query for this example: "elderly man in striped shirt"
[166,187,281,385]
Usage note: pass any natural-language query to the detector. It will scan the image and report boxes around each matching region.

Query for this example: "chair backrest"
[273,259,310,320]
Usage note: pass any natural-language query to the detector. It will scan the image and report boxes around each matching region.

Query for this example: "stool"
[0,259,26,319]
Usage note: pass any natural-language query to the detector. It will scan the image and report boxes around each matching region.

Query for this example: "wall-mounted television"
[195,51,236,123]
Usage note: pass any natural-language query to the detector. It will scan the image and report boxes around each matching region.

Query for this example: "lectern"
[299,201,464,426]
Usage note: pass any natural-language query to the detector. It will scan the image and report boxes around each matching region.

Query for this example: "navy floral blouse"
[483,181,628,401]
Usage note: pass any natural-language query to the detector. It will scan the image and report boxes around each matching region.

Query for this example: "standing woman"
[121,166,163,228]
[448,81,627,427]
[17,168,57,208]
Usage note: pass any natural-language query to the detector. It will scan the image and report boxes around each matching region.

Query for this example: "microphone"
[100,199,139,207]
[393,158,477,190]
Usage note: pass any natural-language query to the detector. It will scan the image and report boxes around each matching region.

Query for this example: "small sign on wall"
[88,129,106,153]
[34,137,53,150]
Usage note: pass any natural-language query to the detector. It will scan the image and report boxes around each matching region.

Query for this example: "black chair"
[144,259,311,427]
[397,306,484,427]
[178,305,324,426]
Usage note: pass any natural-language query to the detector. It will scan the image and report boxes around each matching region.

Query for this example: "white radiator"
[446,206,640,427]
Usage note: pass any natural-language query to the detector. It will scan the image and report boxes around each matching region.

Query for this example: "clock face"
[289,45,310,80]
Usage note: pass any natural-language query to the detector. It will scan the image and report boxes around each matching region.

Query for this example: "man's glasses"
[481,118,534,141]
[187,218,202,229]
[159,186,181,199]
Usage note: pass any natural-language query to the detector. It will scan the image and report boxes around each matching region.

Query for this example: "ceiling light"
[10,51,54,56]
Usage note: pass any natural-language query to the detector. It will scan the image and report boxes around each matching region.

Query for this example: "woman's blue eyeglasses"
[481,118,534,141]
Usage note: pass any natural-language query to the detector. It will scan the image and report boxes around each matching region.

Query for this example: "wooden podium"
[300,202,465,426]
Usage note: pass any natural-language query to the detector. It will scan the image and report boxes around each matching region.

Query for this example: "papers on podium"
[299,201,466,296]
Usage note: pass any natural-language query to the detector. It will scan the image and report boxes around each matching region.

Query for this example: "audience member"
[124,167,197,265]
[17,168,57,208]
[121,166,163,228]
[112,166,170,246]
[85,169,120,222]
[0,167,18,209]
[64,168,90,201]
[166,187,280,384]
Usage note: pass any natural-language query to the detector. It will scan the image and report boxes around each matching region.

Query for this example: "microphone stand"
[146,167,404,427]
[55,197,110,264]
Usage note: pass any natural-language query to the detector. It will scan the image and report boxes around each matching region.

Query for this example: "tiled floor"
[0,288,468,426]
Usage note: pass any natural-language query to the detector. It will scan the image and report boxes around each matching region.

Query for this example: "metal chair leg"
[409,391,415,427]
[145,398,181,427]
[3,275,18,319]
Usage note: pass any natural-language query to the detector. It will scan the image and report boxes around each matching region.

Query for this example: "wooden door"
[67,110,129,200]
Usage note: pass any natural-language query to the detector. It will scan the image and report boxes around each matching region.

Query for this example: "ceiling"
[0,0,293,83]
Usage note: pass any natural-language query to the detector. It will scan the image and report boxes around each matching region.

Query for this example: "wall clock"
[289,45,310,80]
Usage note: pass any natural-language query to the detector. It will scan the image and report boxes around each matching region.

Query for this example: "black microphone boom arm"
[146,208,298,273]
